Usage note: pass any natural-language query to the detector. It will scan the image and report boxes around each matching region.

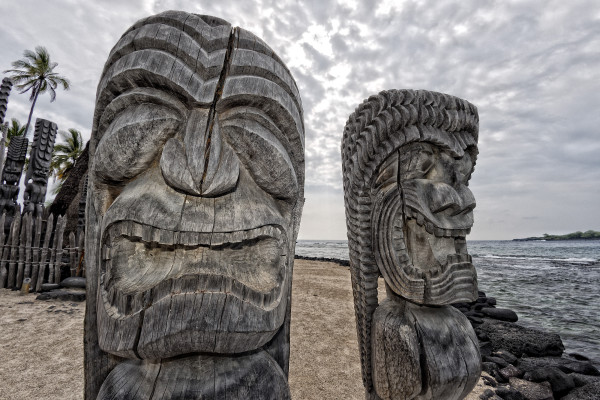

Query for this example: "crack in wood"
[200,27,237,189]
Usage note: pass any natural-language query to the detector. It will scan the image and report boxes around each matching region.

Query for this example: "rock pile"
[453,290,600,400]
[295,255,350,267]
[36,276,86,302]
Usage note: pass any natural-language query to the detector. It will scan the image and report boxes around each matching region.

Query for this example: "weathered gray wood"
[16,213,29,288]
[77,231,85,277]
[6,209,22,288]
[69,231,76,277]
[0,213,5,286]
[97,352,290,400]
[372,298,480,400]
[53,215,66,284]
[0,139,28,230]
[85,10,304,400]
[342,90,481,399]
[35,213,54,292]
[23,213,34,283]
[30,214,43,290]
[23,119,58,217]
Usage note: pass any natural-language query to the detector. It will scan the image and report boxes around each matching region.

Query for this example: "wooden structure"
[0,211,83,291]
[342,90,481,400]
[85,11,304,400]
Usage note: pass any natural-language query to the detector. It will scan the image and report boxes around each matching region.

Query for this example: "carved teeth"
[105,221,286,249]
[425,222,434,234]
[416,213,424,226]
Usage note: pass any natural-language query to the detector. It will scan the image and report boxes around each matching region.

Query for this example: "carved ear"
[222,118,298,200]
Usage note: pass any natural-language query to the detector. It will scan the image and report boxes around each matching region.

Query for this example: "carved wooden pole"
[0,137,29,230]
[342,90,482,400]
[0,77,13,170]
[84,11,305,399]
[23,118,58,217]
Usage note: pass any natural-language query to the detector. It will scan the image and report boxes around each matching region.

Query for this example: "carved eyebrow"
[97,88,187,137]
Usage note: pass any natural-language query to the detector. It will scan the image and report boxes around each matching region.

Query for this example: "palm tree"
[3,46,70,137]
[50,129,84,191]
[5,118,26,146]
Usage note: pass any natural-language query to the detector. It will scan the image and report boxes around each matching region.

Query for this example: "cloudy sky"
[0,0,598,240]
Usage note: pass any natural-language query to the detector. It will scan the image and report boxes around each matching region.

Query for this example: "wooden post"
[0,213,6,288]
[6,210,21,288]
[52,215,66,284]
[30,214,43,290]
[23,213,34,284]
[35,213,54,292]
[77,231,85,277]
[0,213,5,289]
[69,231,76,277]
[16,213,29,289]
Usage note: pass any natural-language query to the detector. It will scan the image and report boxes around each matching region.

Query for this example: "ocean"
[295,239,600,364]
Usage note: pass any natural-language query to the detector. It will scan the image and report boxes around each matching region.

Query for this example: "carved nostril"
[160,138,198,195]
[160,109,239,197]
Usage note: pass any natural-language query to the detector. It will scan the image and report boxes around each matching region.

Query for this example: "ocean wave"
[473,254,598,264]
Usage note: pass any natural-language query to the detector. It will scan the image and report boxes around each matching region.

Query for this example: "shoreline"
[1,258,598,399]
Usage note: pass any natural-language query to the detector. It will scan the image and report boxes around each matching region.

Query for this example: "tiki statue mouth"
[100,221,288,318]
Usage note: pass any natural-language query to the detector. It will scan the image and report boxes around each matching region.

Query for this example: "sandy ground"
[0,259,486,399]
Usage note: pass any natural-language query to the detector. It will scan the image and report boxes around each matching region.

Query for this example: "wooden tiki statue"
[84,11,304,399]
[342,90,481,400]
[0,136,29,229]
[23,118,58,216]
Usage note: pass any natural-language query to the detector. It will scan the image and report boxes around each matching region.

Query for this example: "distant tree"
[5,118,26,146]
[50,128,84,193]
[3,46,70,137]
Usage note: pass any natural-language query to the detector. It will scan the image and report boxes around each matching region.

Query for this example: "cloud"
[0,0,598,240]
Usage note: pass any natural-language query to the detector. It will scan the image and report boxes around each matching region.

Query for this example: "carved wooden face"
[372,141,478,305]
[87,13,304,360]
[2,158,24,185]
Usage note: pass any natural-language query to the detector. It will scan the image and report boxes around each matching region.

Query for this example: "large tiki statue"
[23,118,58,216]
[342,90,481,400]
[85,11,304,399]
[0,136,29,228]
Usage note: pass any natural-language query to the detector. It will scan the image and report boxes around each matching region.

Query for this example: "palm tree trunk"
[24,84,40,138]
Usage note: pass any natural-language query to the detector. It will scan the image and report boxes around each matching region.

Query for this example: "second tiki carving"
[342,89,481,400]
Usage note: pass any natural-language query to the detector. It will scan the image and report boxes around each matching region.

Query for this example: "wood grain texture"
[85,10,304,400]
[97,351,290,400]
[342,90,481,398]
[35,213,54,291]
[372,298,481,400]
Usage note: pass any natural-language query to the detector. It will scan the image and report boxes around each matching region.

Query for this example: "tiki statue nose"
[160,109,239,196]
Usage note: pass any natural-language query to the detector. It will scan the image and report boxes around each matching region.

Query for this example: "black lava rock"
[485,356,510,369]
[493,350,518,365]
[523,367,575,396]
[508,378,553,400]
[476,320,564,357]
[481,308,519,322]
[560,381,600,400]
[41,283,60,292]
[60,277,86,289]
[483,361,499,374]
[495,386,525,400]
[36,289,86,302]
[518,356,600,376]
